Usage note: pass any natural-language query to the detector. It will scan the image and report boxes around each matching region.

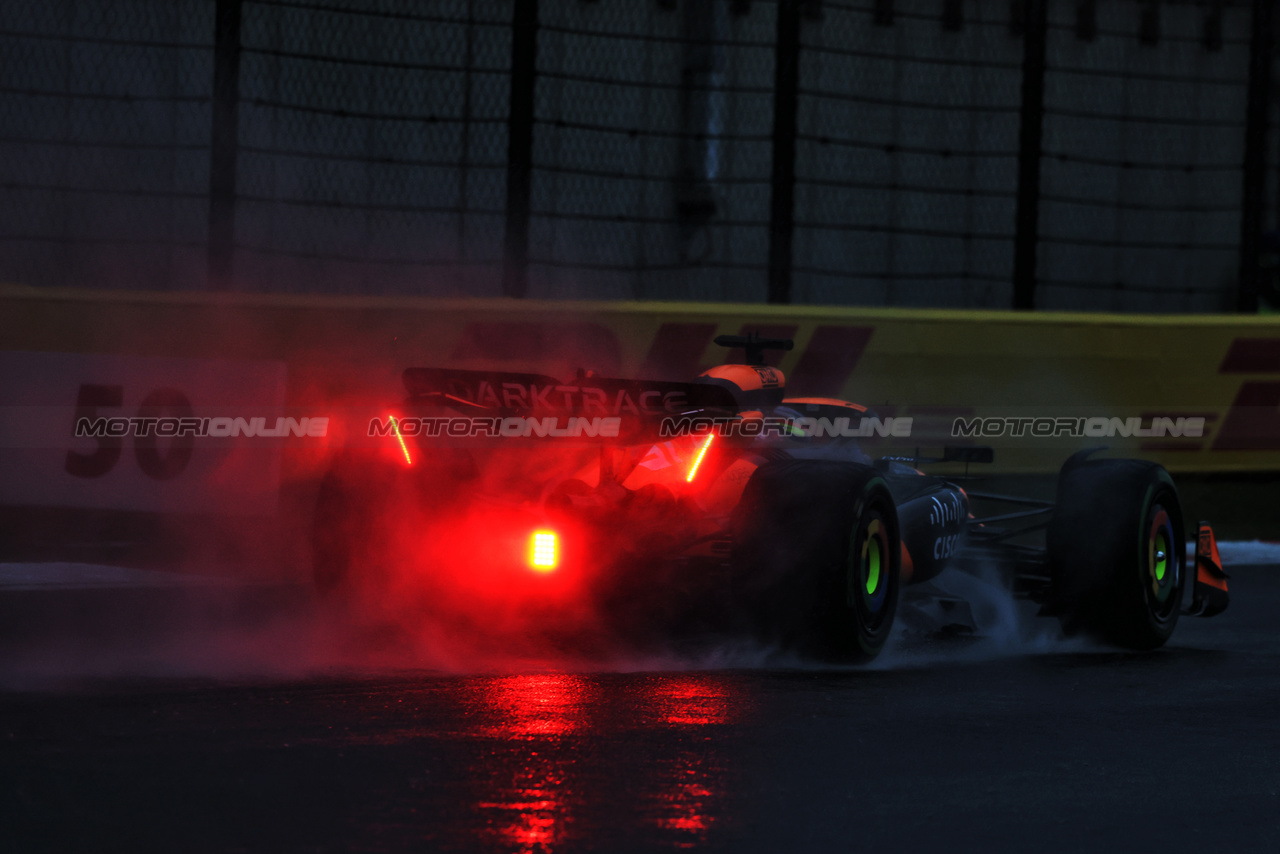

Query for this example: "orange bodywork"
[700,364,784,391]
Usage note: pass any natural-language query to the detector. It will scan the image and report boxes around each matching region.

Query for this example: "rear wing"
[1185,521,1229,618]
[400,367,739,441]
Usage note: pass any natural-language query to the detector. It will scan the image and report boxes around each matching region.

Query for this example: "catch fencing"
[0,0,1274,310]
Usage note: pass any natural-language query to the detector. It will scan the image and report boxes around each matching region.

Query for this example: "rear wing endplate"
[1185,521,1229,618]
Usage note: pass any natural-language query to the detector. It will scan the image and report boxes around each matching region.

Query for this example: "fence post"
[207,0,243,292]
[503,0,538,299]
[767,0,801,305]
[1238,0,1274,313]
[1012,0,1047,310]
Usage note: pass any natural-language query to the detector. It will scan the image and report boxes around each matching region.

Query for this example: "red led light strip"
[388,415,413,465]
[686,433,715,482]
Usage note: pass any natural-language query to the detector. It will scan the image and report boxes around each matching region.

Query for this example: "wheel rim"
[1145,504,1178,615]
[853,516,891,616]
[865,532,881,597]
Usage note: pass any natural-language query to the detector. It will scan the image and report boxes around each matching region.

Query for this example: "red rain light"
[685,433,715,482]
[388,415,413,466]
[529,531,558,572]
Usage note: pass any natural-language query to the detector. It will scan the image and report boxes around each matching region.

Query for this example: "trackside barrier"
[3,286,1280,529]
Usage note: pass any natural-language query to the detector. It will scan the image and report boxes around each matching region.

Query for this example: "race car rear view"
[312,333,1230,663]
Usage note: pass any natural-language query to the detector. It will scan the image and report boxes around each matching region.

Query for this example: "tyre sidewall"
[732,461,901,663]
[1048,459,1185,649]
[832,484,900,661]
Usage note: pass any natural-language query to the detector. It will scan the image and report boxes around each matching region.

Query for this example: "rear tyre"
[1047,456,1185,650]
[311,454,411,596]
[731,460,901,663]
[311,448,473,597]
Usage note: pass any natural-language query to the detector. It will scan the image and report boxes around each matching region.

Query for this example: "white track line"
[1206,541,1280,567]
[0,563,238,591]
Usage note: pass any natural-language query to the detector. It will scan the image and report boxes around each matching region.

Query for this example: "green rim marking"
[1154,531,1168,582]
[865,535,881,596]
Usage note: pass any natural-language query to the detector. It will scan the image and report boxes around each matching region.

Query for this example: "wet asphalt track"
[2,567,1280,854]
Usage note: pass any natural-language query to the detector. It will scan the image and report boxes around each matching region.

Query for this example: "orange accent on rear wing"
[1186,521,1229,617]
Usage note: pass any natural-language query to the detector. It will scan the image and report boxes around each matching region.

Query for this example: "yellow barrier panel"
[4,285,1280,474]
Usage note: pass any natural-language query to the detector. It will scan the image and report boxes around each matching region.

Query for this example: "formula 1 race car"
[312,333,1230,663]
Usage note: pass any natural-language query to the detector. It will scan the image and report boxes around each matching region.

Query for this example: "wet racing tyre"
[311,455,408,596]
[731,460,900,663]
[1046,455,1186,650]
[311,448,474,596]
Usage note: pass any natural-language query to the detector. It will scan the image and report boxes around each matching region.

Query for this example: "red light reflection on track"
[461,674,741,852]
[477,769,566,854]
[642,675,737,846]
[474,674,590,853]
[479,673,587,739]
[652,675,732,727]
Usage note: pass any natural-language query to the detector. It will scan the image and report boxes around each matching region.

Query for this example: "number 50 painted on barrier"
[65,384,195,481]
